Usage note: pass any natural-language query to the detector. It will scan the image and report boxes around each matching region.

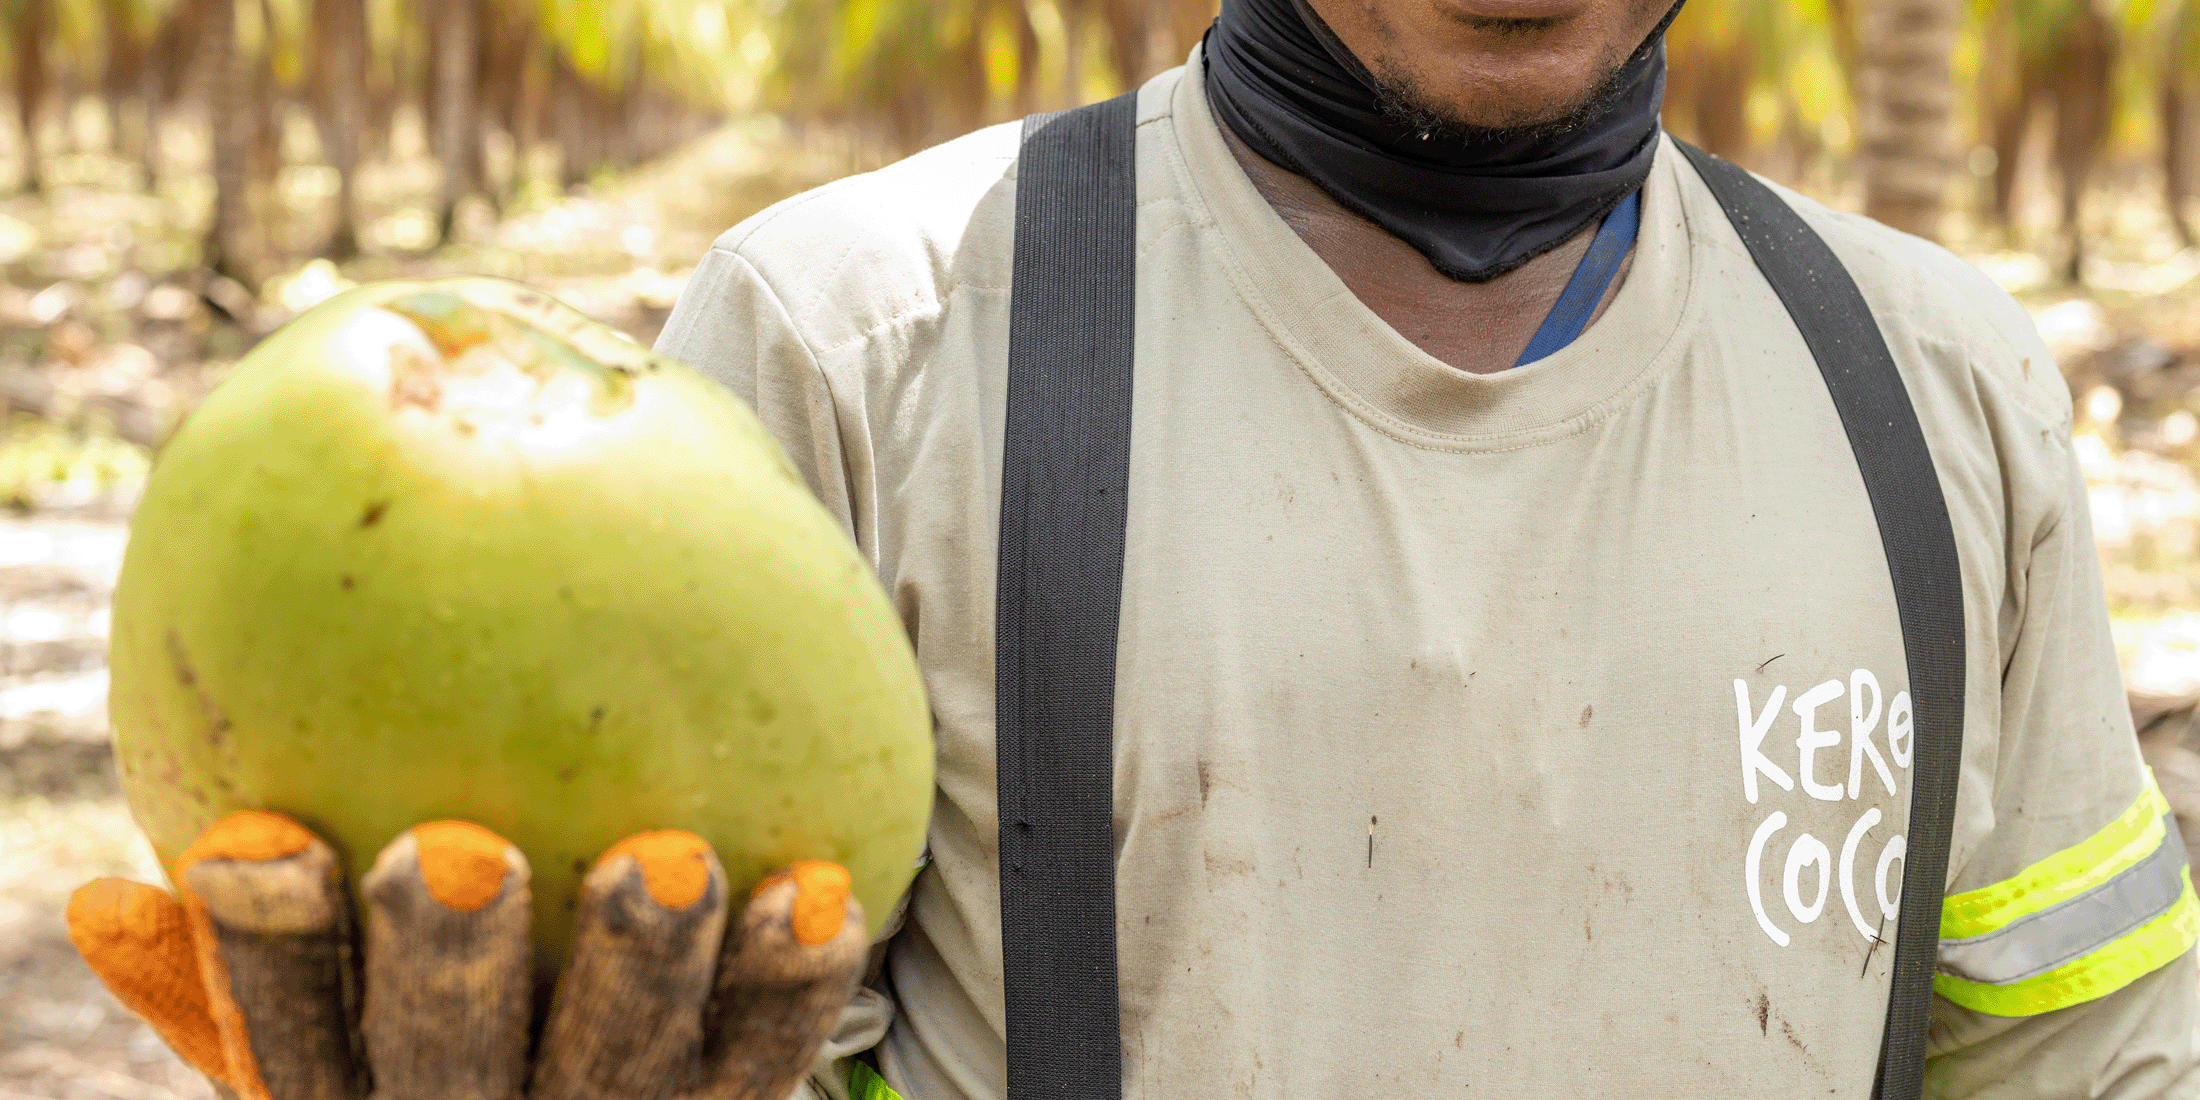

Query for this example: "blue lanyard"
[1512,188,1643,367]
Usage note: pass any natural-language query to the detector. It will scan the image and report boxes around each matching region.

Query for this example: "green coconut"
[109,277,933,968]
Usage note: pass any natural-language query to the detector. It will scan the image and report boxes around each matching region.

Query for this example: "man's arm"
[1924,444,2200,1098]
[1931,954,2199,1098]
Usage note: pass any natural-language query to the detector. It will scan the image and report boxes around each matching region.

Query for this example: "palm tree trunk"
[2166,75,2197,248]
[1061,0,1088,105]
[477,0,533,200]
[1168,1,1219,68]
[139,60,162,184]
[203,0,255,282]
[1096,0,1139,91]
[1976,15,2029,235]
[12,0,52,194]
[101,0,140,157]
[1858,0,1959,239]
[945,6,987,135]
[310,0,367,258]
[552,56,592,190]
[2050,5,2117,282]
[1124,0,1211,85]
[1821,0,1864,105]
[250,0,284,191]
[511,36,547,190]
[145,0,220,188]
[1006,0,1041,119]
[1665,30,1753,160]
[429,0,481,245]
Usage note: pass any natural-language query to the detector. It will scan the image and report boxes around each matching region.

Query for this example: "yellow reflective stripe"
[1936,869,2200,1016]
[849,1059,905,1100]
[1941,771,2173,939]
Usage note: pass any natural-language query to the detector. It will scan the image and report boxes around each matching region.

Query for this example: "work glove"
[64,809,866,1100]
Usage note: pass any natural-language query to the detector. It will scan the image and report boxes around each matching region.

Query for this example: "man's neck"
[1216,122,1635,376]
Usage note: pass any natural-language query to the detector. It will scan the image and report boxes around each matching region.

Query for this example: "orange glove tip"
[411,820,514,912]
[771,860,852,946]
[177,809,316,875]
[598,830,714,910]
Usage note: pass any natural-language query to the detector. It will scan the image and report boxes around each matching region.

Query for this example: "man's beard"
[1362,0,1684,147]
[1368,50,1639,147]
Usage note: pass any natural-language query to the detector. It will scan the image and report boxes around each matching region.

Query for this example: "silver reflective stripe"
[1939,815,2191,986]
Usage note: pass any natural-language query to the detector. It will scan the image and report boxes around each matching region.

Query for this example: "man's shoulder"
[1740,172,2072,428]
[700,119,1026,353]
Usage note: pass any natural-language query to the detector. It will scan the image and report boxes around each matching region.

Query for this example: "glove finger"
[531,831,729,1100]
[178,810,369,1100]
[359,821,533,1100]
[66,877,231,1080]
[690,862,867,1100]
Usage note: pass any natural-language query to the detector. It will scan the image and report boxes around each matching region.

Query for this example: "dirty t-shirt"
[654,58,2200,1100]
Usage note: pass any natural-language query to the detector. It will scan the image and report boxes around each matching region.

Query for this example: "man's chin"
[1370,61,1629,145]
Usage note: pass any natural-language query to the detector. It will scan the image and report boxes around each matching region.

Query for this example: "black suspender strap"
[993,109,1963,1100]
[995,91,1139,1100]
[1675,141,1966,1100]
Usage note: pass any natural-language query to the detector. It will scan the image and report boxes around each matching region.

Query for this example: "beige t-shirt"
[656,58,2200,1100]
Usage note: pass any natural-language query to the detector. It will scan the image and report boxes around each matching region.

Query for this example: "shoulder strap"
[995,90,1139,1100]
[1674,141,1967,1100]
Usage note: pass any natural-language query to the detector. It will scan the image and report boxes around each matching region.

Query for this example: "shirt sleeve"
[1924,430,2200,1097]
[655,242,900,1096]
[654,242,861,541]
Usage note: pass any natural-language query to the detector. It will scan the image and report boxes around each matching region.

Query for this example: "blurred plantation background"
[12,0,2200,1095]
[0,0,2193,295]
[0,0,1218,287]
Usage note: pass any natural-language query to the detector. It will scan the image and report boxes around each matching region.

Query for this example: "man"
[652,0,2200,1096]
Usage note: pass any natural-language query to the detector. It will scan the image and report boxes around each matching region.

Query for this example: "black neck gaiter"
[1204,0,1673,282]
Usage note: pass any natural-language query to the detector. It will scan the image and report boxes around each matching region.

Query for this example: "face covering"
[1203,0,1679,282]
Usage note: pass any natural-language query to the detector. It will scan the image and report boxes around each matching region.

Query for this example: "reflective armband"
[1934,770,2200,1016]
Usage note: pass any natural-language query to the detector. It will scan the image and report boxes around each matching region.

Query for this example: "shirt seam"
[713,247,864,528]
[719,238,947,358]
